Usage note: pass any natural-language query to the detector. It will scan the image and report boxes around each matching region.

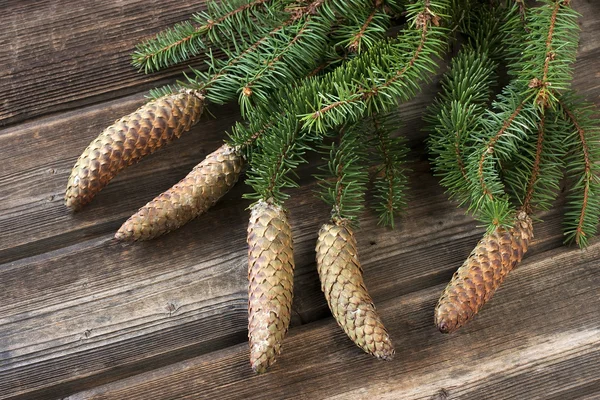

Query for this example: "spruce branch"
[243,114,313,205]
[200,19,294,89]
[236,12,332,116]
[503,109,565,215]
[466,0,578,227]
[316,123,369,225]
[305,48,347,77]
[144,9,300,100]
[425,1,519,213]
[474,96,526,201]
[516,0,579,106]
[466,87,537,223]
[521,114,546,214]
[426,48,498,204]
[297,0,449,133]
[149,0,373,112]
[241,0,448,206]
[370,114,408,228]
[132,0,284,73]
[132,20,208,73]
[430,0,594,243]
[455,0,517,60]
[334,0,391,54]
[559,95,600,248]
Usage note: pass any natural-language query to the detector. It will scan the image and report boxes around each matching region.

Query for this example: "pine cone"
[434,212,534,334]
[65,91,205,211]
[115,144,244,241]
[247,201,295,373]
[316,222,394,360]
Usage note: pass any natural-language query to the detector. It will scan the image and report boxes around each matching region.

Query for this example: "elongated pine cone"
[65,90,205,210]
[434,212,534,334]
[316,222,394,360]
[247,201,295,373]
[115,144,244,241]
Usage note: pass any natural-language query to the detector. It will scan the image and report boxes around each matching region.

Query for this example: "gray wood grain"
[65,242,600,400]
[0,0,211,127]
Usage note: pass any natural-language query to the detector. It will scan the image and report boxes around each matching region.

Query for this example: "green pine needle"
[559,93,600,248]
[315,123,369,225]
[369,113,408,228]
[238,0,449,206]
[426,48,498,205]
[132,0,288,73]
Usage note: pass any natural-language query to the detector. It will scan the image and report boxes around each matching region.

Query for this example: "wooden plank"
[65,242,600,400]
[0,150,577,399]
[0,87,575,398]
[0,1,598,399]
[0,0,211,127]
[0,95,242,264]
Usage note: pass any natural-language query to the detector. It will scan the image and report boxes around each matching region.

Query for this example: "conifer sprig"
[334,1,391,54]
[146,0,378,114]
[559,94,600,247]
[299,1,448,134]
[235,13,332,116]
[132,0,286,73]
[183,4,331,109]
[466,87,537,223]
[370,114,408,228]
[237,0,448,212]
[429,0,598,243]
[469,0,580,228]
[145,8,301,100]
[516,0,579,106]
[503,109,565,214]
[426,49,498,204]
[243,115,312,204]
[425,1,519,218]
[316,124,368,225]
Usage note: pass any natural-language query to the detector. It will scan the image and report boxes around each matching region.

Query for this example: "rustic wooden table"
[1,1,599,399]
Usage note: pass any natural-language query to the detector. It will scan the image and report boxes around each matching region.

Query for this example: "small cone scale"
[65,90,204,210]
[247,201,295,373]
[315,222,394,360]
[435,212,534,334]
[115,144,244,241]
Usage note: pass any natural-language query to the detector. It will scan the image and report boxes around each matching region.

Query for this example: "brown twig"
[347,1,382,53]
[373,118,396,218]
[521,114,545,214]
[534,0,561,106]
[243,17,313,95]
[561,101,592,245]
[477,102,526,199]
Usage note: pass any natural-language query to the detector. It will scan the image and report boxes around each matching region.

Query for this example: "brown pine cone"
[434,211,534,334]
[247,201,295,373]
[65,90,204,211]
[316,222,394,360]
[115,144,244,241]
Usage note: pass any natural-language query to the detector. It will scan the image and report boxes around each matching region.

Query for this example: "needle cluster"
[428,0,599,246]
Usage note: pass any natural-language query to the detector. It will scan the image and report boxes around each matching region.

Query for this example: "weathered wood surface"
[0,0,215,127]
[1,1,599,399]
